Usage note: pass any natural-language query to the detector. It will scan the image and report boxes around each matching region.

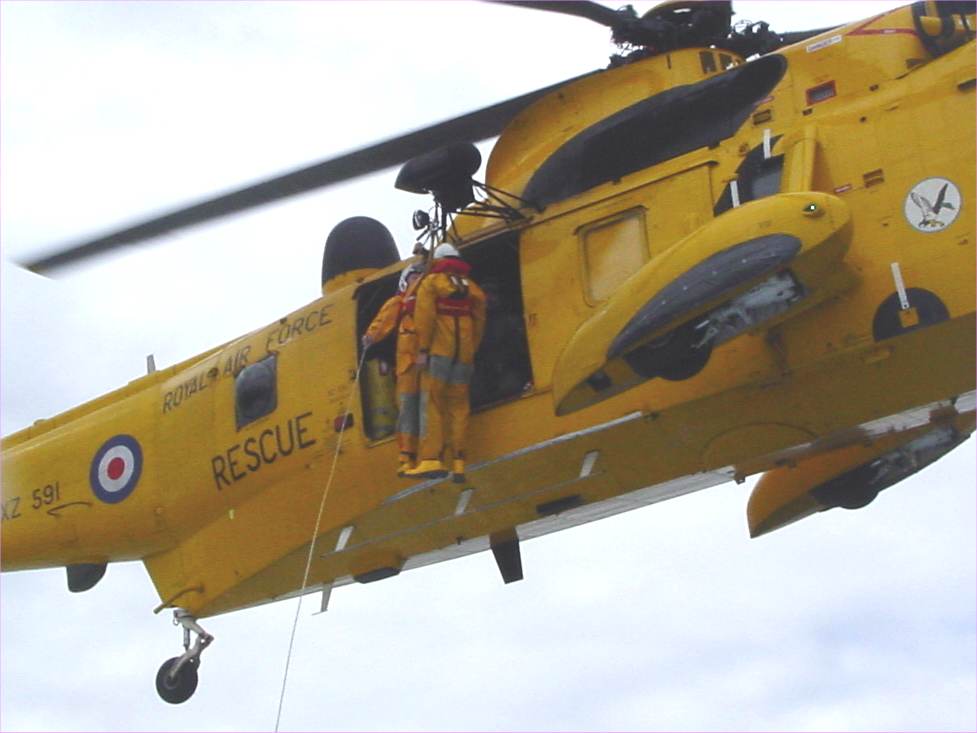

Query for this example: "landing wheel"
[836,487,879,510]
[156,656,199,704]
[624,320,712,381]
[810,463,880,510]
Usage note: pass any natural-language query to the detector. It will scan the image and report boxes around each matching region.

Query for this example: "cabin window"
[749,157,785,199]
[522,54,787,208]
[713,138,785,216]
[578,208,649,304]
[699,51,717,74]
[235,355,278,429]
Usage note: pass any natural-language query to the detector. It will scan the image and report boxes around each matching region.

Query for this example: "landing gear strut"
[155,609,214,704]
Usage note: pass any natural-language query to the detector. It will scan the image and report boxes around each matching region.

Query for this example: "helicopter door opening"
[464,231,533,411]
[355,275,400,443]
[354,232,532,442]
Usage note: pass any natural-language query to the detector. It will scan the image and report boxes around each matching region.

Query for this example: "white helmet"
[432,243,460,260]
[398,262,424,293]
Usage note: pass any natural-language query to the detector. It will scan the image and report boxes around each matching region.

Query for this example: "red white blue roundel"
[90,434,143,504]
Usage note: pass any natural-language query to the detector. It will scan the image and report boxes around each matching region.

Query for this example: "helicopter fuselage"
[2,4,974,622]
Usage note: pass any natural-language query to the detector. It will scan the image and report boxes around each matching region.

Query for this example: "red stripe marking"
[848,12,917,37]
[850,27,917,35]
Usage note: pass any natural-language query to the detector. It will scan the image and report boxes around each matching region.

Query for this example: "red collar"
[431,258,471,276]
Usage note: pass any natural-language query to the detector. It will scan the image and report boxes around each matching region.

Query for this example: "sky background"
[1,2,974,731]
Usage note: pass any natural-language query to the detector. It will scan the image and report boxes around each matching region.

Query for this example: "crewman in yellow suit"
[404,243,486,482]
[362,262,425,475]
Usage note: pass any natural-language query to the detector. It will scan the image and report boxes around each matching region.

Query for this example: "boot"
[402,459,448,480]
[397,452,416,478]
[452,458,466,484]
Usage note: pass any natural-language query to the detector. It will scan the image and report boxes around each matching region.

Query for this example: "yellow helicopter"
[2,0,974,722]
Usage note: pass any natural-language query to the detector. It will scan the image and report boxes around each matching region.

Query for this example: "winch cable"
[274,348,368,731]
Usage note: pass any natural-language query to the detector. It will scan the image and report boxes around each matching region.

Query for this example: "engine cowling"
[321,216,400,294]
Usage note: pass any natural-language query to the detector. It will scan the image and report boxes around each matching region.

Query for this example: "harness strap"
[436,296,472,317]
[399,295,416,317]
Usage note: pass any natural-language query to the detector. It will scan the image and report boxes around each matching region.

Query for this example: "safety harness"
[435,291,473,317]
[429,258,475,364]
[432,259,474,317]
[399,293,417,317]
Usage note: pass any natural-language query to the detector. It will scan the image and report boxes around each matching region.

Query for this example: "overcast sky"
[1,2,974,732]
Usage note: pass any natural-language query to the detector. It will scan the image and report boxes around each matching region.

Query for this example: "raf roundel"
[90,434,143,504]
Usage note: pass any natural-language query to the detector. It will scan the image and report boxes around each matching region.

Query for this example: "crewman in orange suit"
[403,243,486,482]
[362,262,425,475]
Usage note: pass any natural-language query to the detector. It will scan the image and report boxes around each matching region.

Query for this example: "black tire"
[155,657,198,704]
[810,463,881,510]
[836,486,879,510]
[623,320,712,381]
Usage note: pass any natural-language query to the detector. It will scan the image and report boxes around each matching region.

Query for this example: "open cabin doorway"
[354,230,533,443]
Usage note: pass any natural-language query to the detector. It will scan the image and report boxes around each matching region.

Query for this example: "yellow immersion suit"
[364,279,421,463]
[413,258,486,465]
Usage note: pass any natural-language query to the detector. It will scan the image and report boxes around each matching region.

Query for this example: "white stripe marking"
[762,128,772,159]
[730,180,741,208]
[454,488,474,516]
[580,451,599,478]
[890,262,910,310]
[335,525,354,552]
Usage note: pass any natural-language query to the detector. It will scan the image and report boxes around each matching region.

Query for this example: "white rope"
[274,350,368,731]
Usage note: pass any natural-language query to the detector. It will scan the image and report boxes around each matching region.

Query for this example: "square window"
[580,211,649,304]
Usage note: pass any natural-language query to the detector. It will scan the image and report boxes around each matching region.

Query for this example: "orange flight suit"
[364,279,422,464]
[413,258,486,466]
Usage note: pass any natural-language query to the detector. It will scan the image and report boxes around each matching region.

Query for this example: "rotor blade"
[24,71,596,274]
[492,1,624,28]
